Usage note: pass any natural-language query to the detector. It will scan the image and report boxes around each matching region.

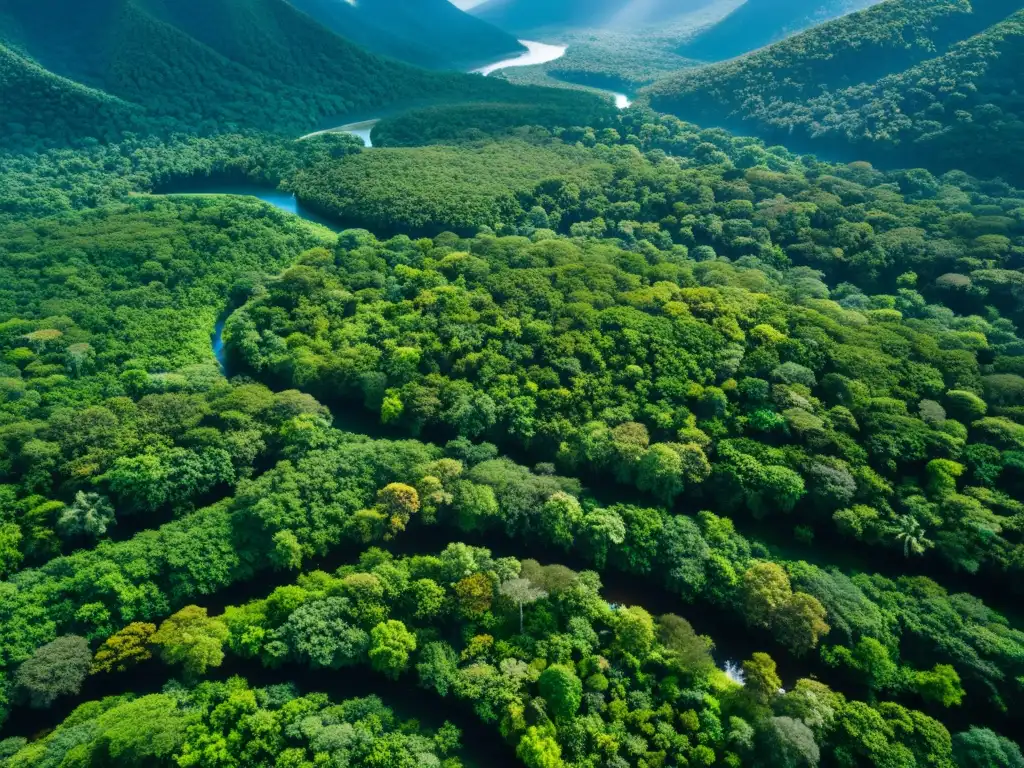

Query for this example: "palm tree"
[56,491,115,540]
[894,515,932,557]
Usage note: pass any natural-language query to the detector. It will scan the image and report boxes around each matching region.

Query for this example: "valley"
[2,2,1024,767]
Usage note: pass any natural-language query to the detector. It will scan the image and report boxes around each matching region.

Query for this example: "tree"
[636,443,685,503]
[847,637,899,692]
[913,664,965,708]
[91,622,157,674]
[657,614,714,676]
[0,523,23,578]
[580,507,625,569]
[615,606,656,658]
[539,492,583,549]
[743,561,792,629]
[282,597,369,669]
[758,716,820,768]
[408,578,446,620]
[776,679,842,738]
[774,593,830,656]
[56,491,115,539]
[743,652,781,705]
[376,482,420,535]
[538,664,582,721]
[893,515,933,557]
[15,635,91,708]
[271,530,303,571]
[434,721,462,756]
[952,728,1024,768]
[517,725,564,768]
[500,578,547,632]
[417,641,459,697]
[369,620,417,680]
[151,606,228,680]
[452,481,500,532]
[95,693,190,764]
[454,572,494,617]
[945,390,987,422]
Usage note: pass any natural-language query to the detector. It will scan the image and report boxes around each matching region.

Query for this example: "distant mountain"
[0,0,568,151]
[644,0,1024,181]
[677,0,881,62]
[470,0,715,33]
[286,0,526,70]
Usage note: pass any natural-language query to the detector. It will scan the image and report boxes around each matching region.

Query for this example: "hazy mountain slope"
[787,10,1024,179]
[0,43,145,151]
[677,0,881,62]
[286,0,525,69]
[0,0,586,150]
[645,0,1024,180]
[471,0,716,33]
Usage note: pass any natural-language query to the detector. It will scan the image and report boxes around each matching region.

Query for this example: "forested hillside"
[2,107,1024,764]
[0,43,146,149]
[678,0,881,62]
[6,0,1024,763]
[0,0,597,152]
[285,0,526,70]
[646,0,1024,181]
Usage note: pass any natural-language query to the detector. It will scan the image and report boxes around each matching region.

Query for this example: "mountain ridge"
[287,0,526,69]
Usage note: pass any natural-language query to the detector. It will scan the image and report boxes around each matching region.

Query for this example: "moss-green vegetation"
[645,0,1024,181]
[8,539,1017,768]
[4,9,1024,759]
[289,141,613,236]
[0,678,464,767]
[677,0,880,62]
[372,96,618,148]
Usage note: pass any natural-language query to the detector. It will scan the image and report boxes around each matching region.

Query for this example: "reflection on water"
[160,184,343,232]
[474,39,568,76]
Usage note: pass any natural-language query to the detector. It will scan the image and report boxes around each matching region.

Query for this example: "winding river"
[299,38,638,147]
[473,39,568,76]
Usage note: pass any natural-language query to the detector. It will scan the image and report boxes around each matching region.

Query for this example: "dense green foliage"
[544,38,695,93]
[373,98,618,148]
[9,540,1000,768]
[289,140,612,236]
[0,678,464,767]
[677,0,880,62]
[0,132,361,223]
[5,5,1024,758]
[0,44,146,150]
[646,0,1024,181]
[287,0,525,70]
[0,194,333,520]
[230,114,1024,591]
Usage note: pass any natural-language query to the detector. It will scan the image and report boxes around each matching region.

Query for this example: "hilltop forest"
[2,1,1024,767]
[645,0,1024,182]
